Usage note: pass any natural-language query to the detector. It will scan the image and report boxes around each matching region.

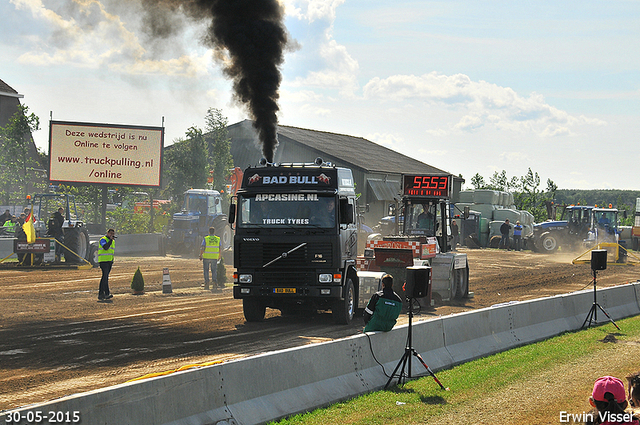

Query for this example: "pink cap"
[592,376,626,403]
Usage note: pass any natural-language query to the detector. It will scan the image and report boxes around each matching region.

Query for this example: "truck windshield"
[238,194,336,228]
[404,202,437,236]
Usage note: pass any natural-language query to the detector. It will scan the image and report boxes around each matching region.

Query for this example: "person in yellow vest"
[199,227,222,290]
[3,216,17,233]
[98,228,116,301]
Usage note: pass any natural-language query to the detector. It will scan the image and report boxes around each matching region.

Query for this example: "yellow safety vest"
[4,222,16,233]
[98,236,115,262]
[203,235,220,260]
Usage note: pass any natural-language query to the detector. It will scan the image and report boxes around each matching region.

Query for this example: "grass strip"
[271,315,640,425]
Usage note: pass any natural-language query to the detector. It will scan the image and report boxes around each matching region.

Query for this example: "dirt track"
[1,248,639,411]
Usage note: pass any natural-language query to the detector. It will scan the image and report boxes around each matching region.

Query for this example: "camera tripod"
[582,269,620,330]
[384,297,448,390]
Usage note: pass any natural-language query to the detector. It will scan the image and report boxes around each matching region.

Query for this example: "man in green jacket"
[363,274,403,332]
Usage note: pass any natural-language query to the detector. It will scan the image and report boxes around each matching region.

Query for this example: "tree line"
[468,170,640,225]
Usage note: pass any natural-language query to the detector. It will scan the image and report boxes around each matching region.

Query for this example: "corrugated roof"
[275,123,450,175]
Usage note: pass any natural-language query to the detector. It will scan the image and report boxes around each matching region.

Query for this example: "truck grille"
[239,242,333,269]
[261,272,315,286]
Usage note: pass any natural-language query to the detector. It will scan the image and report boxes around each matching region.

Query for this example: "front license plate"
[274,288,296,294]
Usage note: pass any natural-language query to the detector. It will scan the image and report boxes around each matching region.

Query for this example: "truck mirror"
[228,204,236,224]
[340,200,354,224]
[623,210,628,219]
[464,206,470,220]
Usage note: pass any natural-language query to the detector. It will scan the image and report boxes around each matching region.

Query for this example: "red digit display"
[403,175,450,197]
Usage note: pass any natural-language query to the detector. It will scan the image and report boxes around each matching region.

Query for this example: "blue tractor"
[167,189,232,257]
[532,205,619,253]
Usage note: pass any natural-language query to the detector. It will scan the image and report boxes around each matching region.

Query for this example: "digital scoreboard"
[402,174,451,198]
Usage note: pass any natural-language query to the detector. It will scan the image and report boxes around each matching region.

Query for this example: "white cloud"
[300,104,332,117]
[284,0,359,96]
[497,151,529,163]
[540,124,571,137]
[454,114,484,132]
[289,38,359,96]
[366,132,405,150]
[283,0,345,23]
[109,54,210,77]
[425,128,448,137]
[11,0,210,78]
[363,72,608,137]
[418,149,448,157]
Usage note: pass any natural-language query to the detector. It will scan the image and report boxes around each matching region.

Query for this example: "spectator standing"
[50,207,65,261]
[513,221,523,251]
[626,372,640,410]
[585,376,639,425]
[200,227,222,290]
[499,219,511,250]
[98,229,116,301]
[363,274,403,332]
[0,209,11,226]
[451,220,459,250]
[14,215,26,241]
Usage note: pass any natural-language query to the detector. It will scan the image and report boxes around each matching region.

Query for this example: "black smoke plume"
[143,0,287,163]
[208,0,286,163]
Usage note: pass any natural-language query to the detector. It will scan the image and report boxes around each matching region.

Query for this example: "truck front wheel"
[333,279,355,325]
[243,298,266,322]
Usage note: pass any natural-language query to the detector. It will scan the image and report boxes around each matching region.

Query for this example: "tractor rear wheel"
[213,217,233,251]
[64,227,90,263]
[539,232,559,253]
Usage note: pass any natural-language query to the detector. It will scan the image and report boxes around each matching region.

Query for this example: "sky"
[1,0,639,190]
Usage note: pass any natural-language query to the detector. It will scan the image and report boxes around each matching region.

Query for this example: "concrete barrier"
[359,317,452,390]
[3,282,639,425]
[1,234,166,262]
[0,238,14,260]
[114,233,166,256]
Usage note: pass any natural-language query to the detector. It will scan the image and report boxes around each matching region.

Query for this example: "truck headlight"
[239,274,253,283]
[318,273,332,283]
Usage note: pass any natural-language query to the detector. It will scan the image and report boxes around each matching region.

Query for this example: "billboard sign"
[49,121,163,187]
